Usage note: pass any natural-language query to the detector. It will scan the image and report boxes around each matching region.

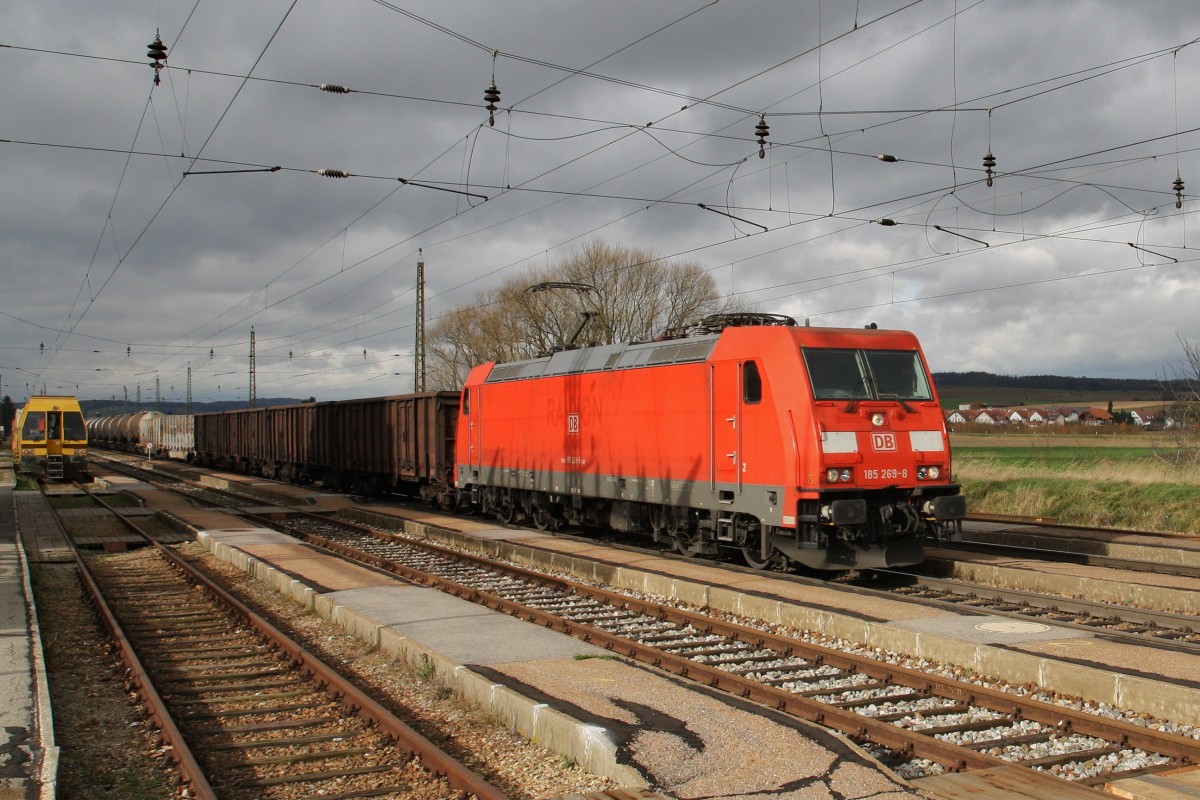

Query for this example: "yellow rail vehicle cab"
[14,396,90,481]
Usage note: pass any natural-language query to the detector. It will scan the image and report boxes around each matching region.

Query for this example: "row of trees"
[427,240,743,389]
[1,395,15,436]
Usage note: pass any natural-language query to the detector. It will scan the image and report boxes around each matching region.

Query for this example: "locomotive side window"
[803,348,932,401]
[743,361,762,404]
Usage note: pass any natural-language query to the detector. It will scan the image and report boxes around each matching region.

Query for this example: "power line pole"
[415,249,426,393]
[249,326,257,408]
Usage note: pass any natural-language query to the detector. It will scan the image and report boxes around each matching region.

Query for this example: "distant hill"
[932,372,1175,409]
[933,372,1164,393]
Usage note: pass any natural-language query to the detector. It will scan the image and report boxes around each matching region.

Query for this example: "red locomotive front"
[456,314,963,570]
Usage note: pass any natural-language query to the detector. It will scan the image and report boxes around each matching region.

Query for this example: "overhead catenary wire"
[4,3,1195,398]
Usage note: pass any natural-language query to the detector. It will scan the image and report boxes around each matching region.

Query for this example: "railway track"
[866,570,1200,654]
[244,512,1200,784]
[88,457,1200,787]
[940,538,1200,578]
[47,481,511,800]
[951,514,1200,577]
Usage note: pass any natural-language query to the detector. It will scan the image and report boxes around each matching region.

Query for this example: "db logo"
[871,432,897,451]
[567,413,580,434]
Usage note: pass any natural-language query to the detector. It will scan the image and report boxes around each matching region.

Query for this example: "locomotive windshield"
[803,348,933,401]
[64,412,87,441]
[21,412,47,441]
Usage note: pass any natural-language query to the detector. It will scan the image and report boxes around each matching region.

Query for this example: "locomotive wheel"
[673,532,700,557]
[496,498,516,524]
[659,507,699,556]
[532,508,558,531]
[671,516,701,557]
[741,540,778,570]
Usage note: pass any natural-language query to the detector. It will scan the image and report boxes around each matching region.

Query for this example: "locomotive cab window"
[803,348,932,401]
[64,412,87,441]
[743,361,762,404]
[865,350,932,400]
[22,412,47,441]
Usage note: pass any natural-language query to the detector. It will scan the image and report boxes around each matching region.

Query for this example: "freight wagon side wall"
[266,405,312,474]
[154,414,195,458]
[390,393,460,484]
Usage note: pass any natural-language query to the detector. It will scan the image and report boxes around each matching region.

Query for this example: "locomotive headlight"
[870,412,886,427]
[927,466,940,479]
[826,468,840,483]
[840,468,852,482]
[917,466,942,480]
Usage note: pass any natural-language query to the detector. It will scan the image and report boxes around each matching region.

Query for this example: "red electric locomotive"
[455,314,964,570]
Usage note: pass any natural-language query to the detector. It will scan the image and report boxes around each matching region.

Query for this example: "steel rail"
[69,482,513,800]
[966,512,1200,542]
[47,488,220,800]
[940,539,1200,579]
[868,569,1200,655]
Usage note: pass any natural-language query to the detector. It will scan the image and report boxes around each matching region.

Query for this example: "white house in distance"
[947,405,1127,427]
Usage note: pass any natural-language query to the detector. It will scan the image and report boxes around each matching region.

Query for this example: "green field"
[951,433,1200,533]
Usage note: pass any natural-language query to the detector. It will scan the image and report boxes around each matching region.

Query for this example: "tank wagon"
[193,393,459,502]
[86,411,196,459]
[455,314,965,570]
[12,395,90,481]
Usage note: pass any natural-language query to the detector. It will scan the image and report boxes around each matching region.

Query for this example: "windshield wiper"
[878,392,915,412]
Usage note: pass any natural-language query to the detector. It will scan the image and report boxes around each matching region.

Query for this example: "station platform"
[0,487,57,799]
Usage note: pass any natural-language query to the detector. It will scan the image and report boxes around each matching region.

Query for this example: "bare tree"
[1158,334,1200,464]
[426,240,746,389]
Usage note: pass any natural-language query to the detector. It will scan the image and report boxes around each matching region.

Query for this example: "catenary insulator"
[1174,174,1185,209]
[983,149,997,187]
[317,169,350,178]
[755,113,769,159]
[319,84,350,94]
[876,154,898,162]
[484,81,501,126]
[872,218,898,226]
[147,33,168,85]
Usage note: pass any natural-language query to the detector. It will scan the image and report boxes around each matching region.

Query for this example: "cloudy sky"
[3,0,1199,404]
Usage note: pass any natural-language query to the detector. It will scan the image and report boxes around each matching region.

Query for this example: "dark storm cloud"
[3,0,1199,402]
